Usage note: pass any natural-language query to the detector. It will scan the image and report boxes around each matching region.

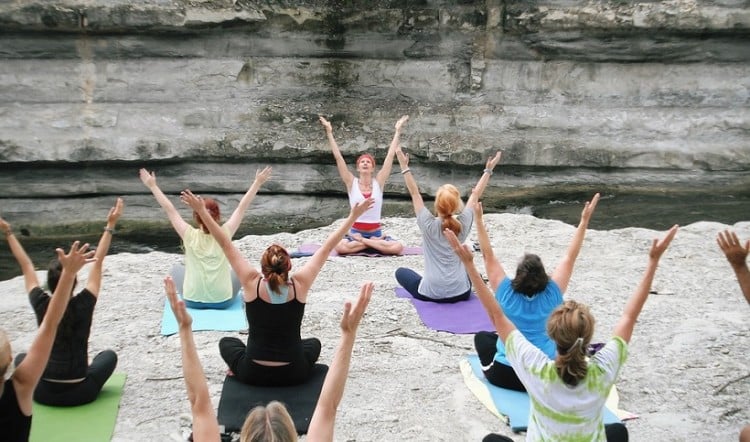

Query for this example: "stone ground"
[1,214,749,441]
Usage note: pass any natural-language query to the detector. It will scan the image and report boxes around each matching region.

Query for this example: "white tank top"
[348,178,383,223]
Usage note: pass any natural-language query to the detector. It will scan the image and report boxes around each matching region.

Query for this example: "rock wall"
[0,0,748,232]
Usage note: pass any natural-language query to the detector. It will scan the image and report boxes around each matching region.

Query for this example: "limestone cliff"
[0,1,748,232]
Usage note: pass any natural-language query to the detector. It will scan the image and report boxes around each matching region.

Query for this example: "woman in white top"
[319,115,407,256]
[448,224,678,441]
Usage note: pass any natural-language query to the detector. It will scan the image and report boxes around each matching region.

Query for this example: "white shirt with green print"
[505,330,628,442]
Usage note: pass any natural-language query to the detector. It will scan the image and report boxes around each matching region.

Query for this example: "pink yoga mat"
[394,286,494,334]
[291,243,422,258]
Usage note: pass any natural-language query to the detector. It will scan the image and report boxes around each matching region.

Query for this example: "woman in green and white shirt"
[447,224,678,442]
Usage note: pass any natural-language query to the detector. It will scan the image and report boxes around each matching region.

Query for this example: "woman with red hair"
[140,166,272,309]
[182,189,373,386]
[319,115,407,256]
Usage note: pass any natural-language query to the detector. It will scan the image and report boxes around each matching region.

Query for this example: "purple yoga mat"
[394,286,494,334]
[291,243,422,258]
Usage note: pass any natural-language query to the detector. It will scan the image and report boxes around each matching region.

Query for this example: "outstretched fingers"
[444,229,473,263]
[581,192,601,221]
[56,241,96,273]
[108,197,124,223]
[353,197,375,216]
[650,224,679,260]
[165,276,192,328]
[180,189,203,211]
[255,166,272,183]
[341,281,373,333]
[486,151,502,170]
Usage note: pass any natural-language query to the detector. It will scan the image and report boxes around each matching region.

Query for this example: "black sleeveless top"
[30,287,97,380]
[245,279,305,361]
[0,379,32,442]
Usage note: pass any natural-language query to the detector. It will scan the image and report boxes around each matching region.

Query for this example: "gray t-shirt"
[416,206,473,299]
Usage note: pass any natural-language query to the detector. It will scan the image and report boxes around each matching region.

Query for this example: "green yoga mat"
[29,373,126,442]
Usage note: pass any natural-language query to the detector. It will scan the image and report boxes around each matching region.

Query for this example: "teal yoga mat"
[160,294,246,336]
[29,373,126,442]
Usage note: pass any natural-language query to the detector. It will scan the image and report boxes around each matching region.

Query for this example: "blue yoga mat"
[160,294,246,336]
[461,354,622,432]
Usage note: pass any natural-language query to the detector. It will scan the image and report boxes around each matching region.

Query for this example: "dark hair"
[547,300,595,386]
[260,245,291,293]
[47,257,77,294]
[511,254,549,296]
[193,198,221,233]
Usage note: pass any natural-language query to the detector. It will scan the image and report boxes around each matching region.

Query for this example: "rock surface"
[0,0,748,232]
[1,214,748,441]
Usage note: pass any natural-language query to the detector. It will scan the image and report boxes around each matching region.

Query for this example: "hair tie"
[567,337,584,354]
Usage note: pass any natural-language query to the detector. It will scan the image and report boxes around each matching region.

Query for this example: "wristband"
[483,168,493,175]
[104,227,115,235]
[401,168,412,175]
[4,230,12,237]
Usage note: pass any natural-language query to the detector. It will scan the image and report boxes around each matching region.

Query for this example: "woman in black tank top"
[182,187,374,386]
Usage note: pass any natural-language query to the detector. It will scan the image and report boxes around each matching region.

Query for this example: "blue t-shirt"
[494,277,563,365]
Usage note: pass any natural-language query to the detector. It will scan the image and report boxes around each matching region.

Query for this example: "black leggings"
[218,337,321,387]
[395,267,471,303]
[483,424,628,442]
[474,331,525,392]
[16,350,118,407]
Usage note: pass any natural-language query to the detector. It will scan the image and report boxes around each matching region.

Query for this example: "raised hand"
[319,116,333,132]
[444,228,474,264]
[0,216,11,235]
[139,168,156,188]
[395,115,409,131]
[165,276,192,329]
[180,189,205,213]
[341,281,373,335]
[485,151,502,172]
[580,193,601,224]
[649,225,679,261]
[55,241,95,274]
[107,197,124,225]
[396,149,410,169]
[254,166,272,186]
[351,197,375,219]
[473,201,484,221]
[717,230,749,268]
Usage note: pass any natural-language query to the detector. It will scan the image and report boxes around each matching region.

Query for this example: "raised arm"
[181,190,260,288]
[307,281,373,442]
[395,149,424,215]
[139,168,190,239]
[13,241,94,415]
[717,230,750,304]
[445,229,516,343]
[474,202,506,290]
[550,193,600,293]
[465,152,501,209]
[613,225,678,343]
[320,116,354,191]
[0,217,39,292]
[224,166,272,235]
[165,276,221,442]
[86,197,124,296]
[293,199,374,290]
[375,115,409,188]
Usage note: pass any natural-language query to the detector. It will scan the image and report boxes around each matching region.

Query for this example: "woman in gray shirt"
[394,145,501,302]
